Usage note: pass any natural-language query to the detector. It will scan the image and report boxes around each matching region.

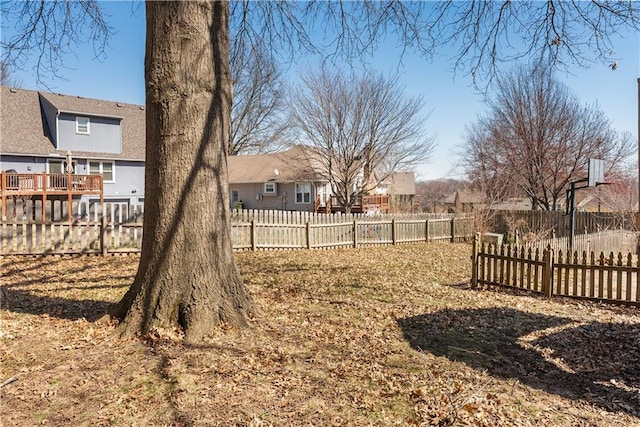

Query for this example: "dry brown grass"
[1,243,639,426]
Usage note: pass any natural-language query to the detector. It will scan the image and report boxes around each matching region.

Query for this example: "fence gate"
[471,236,639,306]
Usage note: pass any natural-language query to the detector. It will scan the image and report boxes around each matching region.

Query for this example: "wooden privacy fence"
[520,228,638,257]
[490,210,632,238]
[1,216,475,256]
[471,238,640,306]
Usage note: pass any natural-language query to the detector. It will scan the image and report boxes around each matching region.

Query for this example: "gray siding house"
[0,86,146,206]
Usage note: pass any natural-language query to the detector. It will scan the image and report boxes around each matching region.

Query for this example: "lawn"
[1,243,638,426]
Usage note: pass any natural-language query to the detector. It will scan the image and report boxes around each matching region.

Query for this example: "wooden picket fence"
[471,237,640,306]
[0,216,475,256]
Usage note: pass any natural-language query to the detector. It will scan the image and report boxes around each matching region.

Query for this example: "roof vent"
[116,103,123,107]
[9,88,16,93]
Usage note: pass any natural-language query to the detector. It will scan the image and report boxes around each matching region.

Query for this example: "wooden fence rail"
[471,237,640,306]
[1,216,475,256]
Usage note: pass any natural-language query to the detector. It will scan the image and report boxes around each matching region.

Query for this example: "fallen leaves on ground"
[1,243,638,426]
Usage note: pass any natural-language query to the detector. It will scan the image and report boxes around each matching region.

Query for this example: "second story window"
[76,117,90,134]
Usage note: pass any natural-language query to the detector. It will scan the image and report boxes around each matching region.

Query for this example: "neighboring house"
[227,145,331,212]
[0,86,146,210]
[489,198,534,211]
[442,189,486,213]
[388,172,417,213]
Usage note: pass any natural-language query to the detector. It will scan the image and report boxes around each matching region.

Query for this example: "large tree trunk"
[111,0,256,343]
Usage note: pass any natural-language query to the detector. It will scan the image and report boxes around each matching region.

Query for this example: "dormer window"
[76,117,90,134]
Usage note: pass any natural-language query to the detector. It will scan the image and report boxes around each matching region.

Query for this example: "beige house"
[442,189,486,213]
[227,146,418,213]
[388,172,417,212]
[227,146,331,211]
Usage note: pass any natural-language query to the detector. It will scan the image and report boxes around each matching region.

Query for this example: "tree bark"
[111,0,256,343]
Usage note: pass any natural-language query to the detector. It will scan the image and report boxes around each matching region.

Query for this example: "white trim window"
[263,182,277,195]
[231,189,240,205]
[76,117,90,134]
[89,160,114,182]
[295,182,311,204]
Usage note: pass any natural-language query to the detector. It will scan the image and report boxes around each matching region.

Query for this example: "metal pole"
[569,181,576,251]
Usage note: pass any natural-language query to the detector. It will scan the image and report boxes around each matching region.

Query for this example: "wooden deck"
[317,194,390,214]
[1,171,103,222]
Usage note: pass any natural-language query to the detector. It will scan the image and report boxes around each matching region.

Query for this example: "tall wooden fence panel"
[472,239,639,306]
[490,210,630,238]
[522,229,638,256]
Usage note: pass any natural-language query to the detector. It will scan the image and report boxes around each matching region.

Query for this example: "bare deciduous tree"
[291,67,434,213]
[2,0,638,341]
[462,66,634,211]
[228,41,289,155]
[415,179,466,213]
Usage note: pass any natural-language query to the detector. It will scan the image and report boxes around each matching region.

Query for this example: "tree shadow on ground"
[1,286,117,320]
[397,307,640,417]
[1,256,130,320]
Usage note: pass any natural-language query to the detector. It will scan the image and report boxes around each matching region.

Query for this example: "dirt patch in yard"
[1,243,638,426]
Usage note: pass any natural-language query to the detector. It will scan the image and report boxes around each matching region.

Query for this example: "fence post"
[353,220,358,248]
[542,245,553,298]
[306,221,311,249]
[425,219,430,242]
[471,233,479,288]
[392,219,396,245]
[251,220,256,251]
[100,215,108,256]
[450,218,456,243]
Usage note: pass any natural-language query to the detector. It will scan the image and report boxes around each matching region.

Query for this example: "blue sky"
[3,1,639,181]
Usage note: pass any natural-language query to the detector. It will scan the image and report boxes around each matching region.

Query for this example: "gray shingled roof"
[0,86,145,160]
[228,145,325,183]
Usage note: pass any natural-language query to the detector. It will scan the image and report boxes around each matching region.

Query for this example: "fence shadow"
[397,307,640,417]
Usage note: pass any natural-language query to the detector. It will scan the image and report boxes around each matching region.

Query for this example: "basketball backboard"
[588,158,605,187]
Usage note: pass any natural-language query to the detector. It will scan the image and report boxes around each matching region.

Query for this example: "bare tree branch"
[1,0,111,88]
[228,41,290,155]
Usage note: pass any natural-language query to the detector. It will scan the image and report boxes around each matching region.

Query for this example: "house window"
[89,160,114,182]
[263,182,277,195]
[295,182,311,204]
[231,189,240,205]
[76,117,90,134]
[48,160,64,174]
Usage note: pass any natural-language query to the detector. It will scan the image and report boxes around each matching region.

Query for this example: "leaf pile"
[1,243,638,426]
